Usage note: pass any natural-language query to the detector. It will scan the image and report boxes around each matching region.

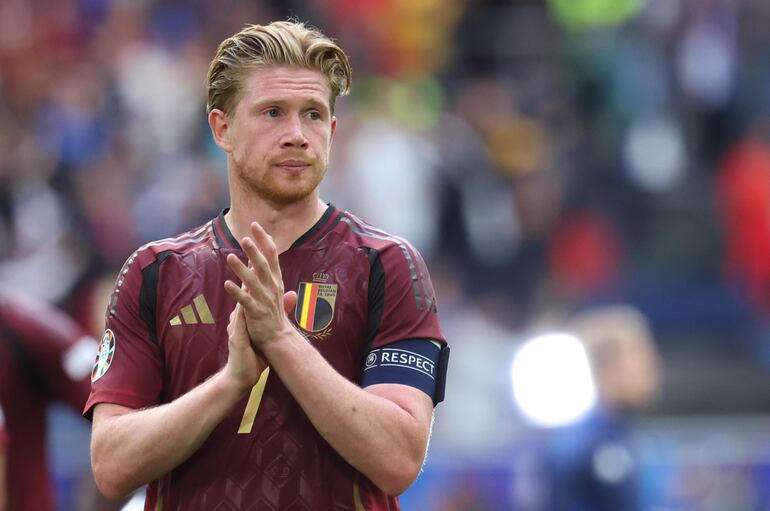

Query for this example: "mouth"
[275,160,311,174]
[276,159,310,167]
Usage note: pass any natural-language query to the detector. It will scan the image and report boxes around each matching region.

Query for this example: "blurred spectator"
[539,306,661,511]
[716,134,770,315]
[548,209,625,305]
[324,77,443,256]
[2,0,770,508]
[0,286,122,511]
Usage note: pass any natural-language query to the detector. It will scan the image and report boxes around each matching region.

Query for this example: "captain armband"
[361,339,450,405]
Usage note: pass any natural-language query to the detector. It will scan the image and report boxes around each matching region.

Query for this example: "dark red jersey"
[0,288,97,511]
[85,205,446,511]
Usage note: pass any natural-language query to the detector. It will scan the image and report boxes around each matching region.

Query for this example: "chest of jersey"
[154,243,371,399]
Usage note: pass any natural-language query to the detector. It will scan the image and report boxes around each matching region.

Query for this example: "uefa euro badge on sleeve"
[91,329,116,382]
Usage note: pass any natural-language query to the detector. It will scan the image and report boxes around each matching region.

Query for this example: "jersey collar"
[214,204,341,252]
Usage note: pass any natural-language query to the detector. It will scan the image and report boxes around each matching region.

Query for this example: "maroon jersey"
[0,288,97,511]
[85,205,446,511]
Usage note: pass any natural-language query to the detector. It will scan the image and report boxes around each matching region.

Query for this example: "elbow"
[91,453,136,501]
[372,456,423,496]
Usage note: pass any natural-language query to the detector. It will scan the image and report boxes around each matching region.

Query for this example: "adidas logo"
[169,294,215,325]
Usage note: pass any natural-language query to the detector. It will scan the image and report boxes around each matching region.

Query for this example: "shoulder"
[336,211,437,313]
[115,219,215,281]
[107,220,216,315]
[336,211,423,259]
[126,220,216,272]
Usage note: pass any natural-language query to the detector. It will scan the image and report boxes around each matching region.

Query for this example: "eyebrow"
[252,97,330,113]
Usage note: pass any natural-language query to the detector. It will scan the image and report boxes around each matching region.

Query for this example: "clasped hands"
[223,222,298,389]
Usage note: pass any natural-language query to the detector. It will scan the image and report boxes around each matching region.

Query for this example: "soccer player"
[87,20,449,510]
[540,306,661,511]
[0,287,120,511]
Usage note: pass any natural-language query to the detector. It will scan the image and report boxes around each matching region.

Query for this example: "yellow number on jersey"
[237,367,270,434]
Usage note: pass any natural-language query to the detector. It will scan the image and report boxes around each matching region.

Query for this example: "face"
[211,66,337,205]
[609,340,661,410]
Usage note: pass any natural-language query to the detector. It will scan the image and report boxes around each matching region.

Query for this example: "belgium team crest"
[295,282,337,333]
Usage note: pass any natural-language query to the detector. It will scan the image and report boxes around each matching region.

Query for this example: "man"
[87,20,449,510]
[541,306,661,511]
[0,287,119,511]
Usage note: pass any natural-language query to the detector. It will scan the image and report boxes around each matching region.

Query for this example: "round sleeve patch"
[91,329,116,382]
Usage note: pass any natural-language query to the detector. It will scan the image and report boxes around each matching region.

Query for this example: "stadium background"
[3,0,770,509]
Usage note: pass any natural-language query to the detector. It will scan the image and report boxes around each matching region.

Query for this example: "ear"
[208,109,233,153]
[330,116,337,143]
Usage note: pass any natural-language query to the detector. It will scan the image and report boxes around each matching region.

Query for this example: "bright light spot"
[624,115,687,193]
[593,443,634,483]
[511,333,596,428]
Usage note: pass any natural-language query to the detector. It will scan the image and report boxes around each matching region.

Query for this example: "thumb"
[234,305,248,333]
[283,291,298,315]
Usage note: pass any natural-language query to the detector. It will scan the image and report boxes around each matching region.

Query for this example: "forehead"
[239,66,332,108]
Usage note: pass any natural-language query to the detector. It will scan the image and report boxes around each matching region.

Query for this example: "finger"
[227,308,236,336]
[233,305,248,334]
[250,222,281,277]
[283,290,298,315]
[240,237,273,286]
[224,280,262,318]
[236,307,251,334]
[226,253,268,300]
[229,305,238,326]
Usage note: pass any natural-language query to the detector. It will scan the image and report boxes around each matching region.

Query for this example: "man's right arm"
[91,306,263,500]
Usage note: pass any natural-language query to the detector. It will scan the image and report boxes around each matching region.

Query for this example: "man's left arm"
[259,335,432,496]
[225,222,444,496]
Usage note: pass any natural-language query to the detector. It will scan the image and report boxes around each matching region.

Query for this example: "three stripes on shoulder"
[169,294,215,325]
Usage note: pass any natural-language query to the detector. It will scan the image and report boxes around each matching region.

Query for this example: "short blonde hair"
[566,306,655,374]
[206,20,352,115]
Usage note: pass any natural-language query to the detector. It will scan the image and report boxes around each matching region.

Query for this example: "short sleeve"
[367,241,446,351]
[84,251,165,418]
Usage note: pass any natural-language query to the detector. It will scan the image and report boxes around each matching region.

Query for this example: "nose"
[280,114,309,149]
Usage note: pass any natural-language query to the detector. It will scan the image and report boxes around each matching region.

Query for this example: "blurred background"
[3,0,770,509]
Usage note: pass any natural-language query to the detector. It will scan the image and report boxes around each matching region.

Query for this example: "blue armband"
[362,339,449,405]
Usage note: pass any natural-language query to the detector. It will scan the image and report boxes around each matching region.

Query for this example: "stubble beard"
[235,161,327,205]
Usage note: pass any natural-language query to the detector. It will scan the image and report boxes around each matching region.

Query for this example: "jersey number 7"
[237,367,270,434]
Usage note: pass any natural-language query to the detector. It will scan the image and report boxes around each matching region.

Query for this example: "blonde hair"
[206,20,352,115]
[566,306,656,373]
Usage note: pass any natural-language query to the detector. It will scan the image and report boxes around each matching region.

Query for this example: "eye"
[307,111,322,121]
[265,108,280,118]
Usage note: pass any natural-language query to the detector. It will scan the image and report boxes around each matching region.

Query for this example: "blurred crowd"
[4,0,770,509]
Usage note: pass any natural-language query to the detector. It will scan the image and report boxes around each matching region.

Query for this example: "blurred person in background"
[0,286,122,511]
[540,306,661,511]
[87,20,448,511]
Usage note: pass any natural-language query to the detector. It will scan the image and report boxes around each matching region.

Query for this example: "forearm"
[91,369,245,499]
[263,331,431,495]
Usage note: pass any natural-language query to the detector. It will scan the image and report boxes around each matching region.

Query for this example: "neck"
[225,178,327,254]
